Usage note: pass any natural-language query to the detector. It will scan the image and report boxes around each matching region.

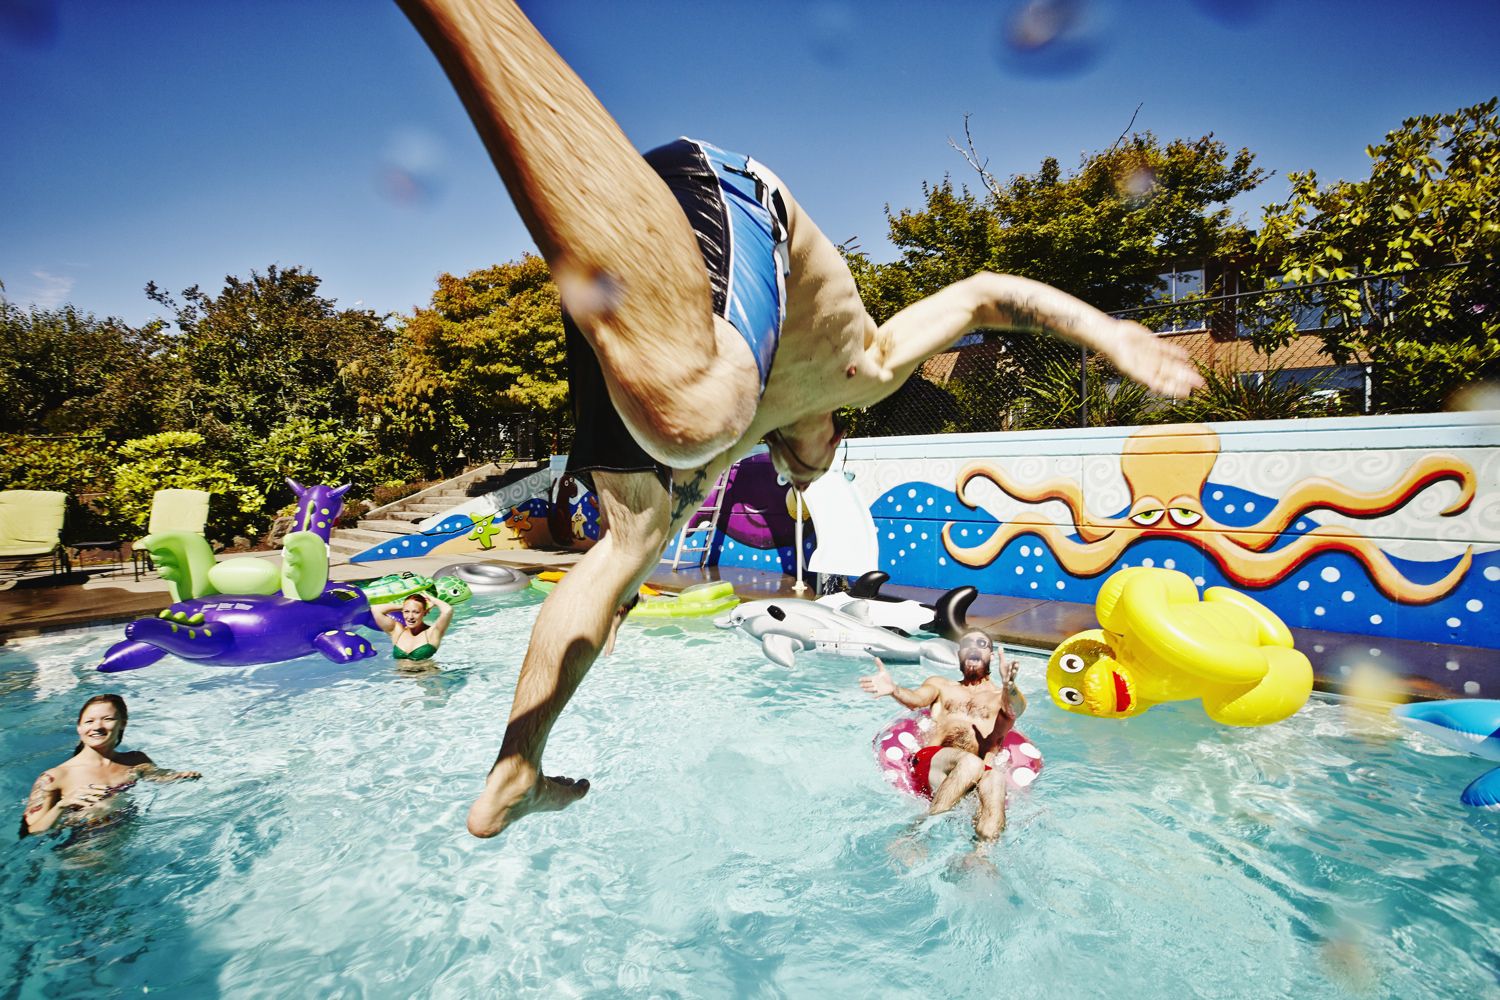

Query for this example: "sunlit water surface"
[2,593,1497,998]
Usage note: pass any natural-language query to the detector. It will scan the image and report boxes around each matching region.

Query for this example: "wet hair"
[71,693,128,756]
[402,594,430,612]
[957,631,992,681]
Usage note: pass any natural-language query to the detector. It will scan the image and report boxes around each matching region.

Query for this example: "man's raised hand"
[859,658,896,698]
[1102,320,1204,400]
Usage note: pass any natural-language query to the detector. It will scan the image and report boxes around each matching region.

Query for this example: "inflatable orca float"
[820,571,978,640]
[715,596,958,671]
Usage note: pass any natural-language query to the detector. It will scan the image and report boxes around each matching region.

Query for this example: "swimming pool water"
[2,593,1497,998]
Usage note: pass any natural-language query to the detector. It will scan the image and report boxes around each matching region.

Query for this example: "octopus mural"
[942,424,1476,604]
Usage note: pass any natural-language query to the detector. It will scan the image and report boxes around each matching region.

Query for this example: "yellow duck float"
[1046,567,1313,727]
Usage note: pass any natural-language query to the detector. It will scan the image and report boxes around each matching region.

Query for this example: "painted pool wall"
[826,412,1498,653]
[708,452,818,575]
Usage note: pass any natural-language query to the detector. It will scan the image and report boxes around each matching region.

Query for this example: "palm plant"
[1163,361,1344,423]
[1012,356,1166,430]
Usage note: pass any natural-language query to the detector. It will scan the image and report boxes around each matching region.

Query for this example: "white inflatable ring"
[432,562,531,594]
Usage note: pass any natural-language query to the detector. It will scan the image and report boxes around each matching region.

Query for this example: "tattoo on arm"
[1000,303,1049,337]
[23,775,57,819]
[670,468,709,522]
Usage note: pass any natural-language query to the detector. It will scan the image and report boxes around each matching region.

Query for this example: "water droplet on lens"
[376,127,449,207]
[1447,379,1500,412]
[556,266,625,320]
[804,1,857,68]
[994,0,1105,78]
[1115,165,1157,203]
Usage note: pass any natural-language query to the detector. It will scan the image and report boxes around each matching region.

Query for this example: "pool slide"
[801,469,879,577]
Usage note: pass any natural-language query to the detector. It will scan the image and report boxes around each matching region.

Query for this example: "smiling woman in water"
[18,694,201,839]
[371,592,456,670]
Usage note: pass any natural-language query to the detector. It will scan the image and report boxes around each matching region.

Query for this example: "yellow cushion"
[148,489,211,535]
[0,490,66,548]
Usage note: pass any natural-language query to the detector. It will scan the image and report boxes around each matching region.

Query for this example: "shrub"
[1163,362,1343,423]
[1012,357,1165,430]
[1370,339,1500,414]
[0,433,115,495]
[249,416,423,512]
[110,431,265,544]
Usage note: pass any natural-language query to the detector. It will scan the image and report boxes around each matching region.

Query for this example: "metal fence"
[844,263,1497,437]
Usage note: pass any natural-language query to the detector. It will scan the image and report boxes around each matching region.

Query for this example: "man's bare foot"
[466,755,590,839]
[954,847,999,878]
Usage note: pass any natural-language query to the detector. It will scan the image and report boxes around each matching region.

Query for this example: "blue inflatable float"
[1390,699,1500,810]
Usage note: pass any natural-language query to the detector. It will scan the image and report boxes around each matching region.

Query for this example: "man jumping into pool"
[395,0,1202,838]
[861,632,1023,839]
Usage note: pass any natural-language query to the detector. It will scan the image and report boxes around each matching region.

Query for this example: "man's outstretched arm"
[859,659,941,710]
[859,272,1204,404]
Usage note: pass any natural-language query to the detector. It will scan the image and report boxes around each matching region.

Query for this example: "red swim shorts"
[909,746,992,799]
[910,746,943,798]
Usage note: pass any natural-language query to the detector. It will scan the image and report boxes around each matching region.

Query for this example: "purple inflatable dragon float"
[98,481,380,673]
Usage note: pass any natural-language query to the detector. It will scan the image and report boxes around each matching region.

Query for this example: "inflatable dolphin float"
[715,597,958,670]
[1390,698,1500,810]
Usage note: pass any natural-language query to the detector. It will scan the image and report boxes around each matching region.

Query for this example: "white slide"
[801,469,879,577]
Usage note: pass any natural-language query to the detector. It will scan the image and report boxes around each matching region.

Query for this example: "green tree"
[0,293,171,440]
[252,416,421,506]
[1249,99,1500,411]
[0,434,115,496]
[363,254,569,475]
[147,265,393,441]
[850,128,1264,322]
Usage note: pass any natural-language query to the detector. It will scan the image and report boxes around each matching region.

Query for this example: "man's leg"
[973,768,1008,840]
[467,469,671,838]
[927,749,986,816]
[397,0,758,467]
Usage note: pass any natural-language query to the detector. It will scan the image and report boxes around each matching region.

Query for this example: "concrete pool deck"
[2,550,1492,700]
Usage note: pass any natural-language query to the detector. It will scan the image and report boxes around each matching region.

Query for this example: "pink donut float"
[873,710,1043,797]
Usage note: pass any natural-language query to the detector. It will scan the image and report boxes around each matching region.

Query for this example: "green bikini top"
[393,627,438,661]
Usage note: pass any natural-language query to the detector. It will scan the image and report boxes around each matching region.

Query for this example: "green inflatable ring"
[358,572,435,603]
[630,581,739,620]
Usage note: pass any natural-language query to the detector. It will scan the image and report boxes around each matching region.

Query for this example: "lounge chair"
[133,489,212,580]
[0,490,71,585]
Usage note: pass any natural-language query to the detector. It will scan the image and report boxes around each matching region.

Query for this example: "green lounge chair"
[0,490,70,585]
[133,489,212,580]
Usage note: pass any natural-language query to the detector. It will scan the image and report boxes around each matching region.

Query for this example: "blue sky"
[2,0,1497,328]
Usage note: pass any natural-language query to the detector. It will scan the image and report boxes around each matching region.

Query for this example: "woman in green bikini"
[372,593,455,668]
